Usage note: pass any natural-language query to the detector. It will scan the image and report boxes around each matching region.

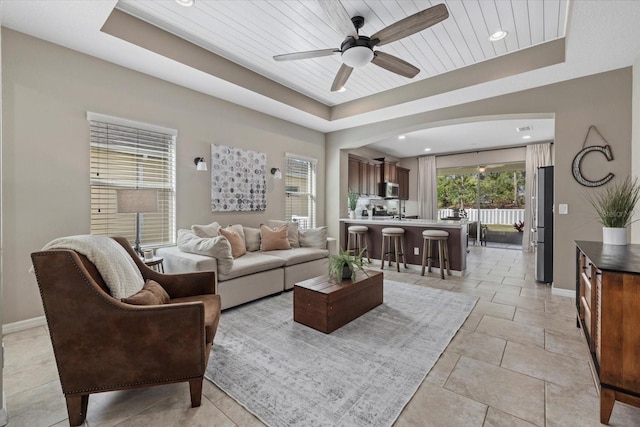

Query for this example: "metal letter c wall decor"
[571,125,614,187]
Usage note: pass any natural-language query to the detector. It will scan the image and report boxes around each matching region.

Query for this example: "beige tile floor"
[5,245,640,426]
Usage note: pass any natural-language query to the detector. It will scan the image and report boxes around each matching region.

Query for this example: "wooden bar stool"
[421,230,451,279]
[347,225,370,262]
[380,227,407,272]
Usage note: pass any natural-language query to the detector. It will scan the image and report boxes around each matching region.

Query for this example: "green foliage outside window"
[437,169,526,209]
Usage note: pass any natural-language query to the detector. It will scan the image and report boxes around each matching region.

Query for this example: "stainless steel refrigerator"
[534,166,554,283]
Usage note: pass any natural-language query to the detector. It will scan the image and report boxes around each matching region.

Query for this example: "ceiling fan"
[273,1,449,92]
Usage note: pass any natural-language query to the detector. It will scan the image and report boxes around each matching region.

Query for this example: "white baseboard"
[2,316,46,335]
[552,287,575,298]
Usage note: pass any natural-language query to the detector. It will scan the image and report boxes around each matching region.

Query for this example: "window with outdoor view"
[285,154,317,229]
[437,162,526,247]
[88,112,176,248]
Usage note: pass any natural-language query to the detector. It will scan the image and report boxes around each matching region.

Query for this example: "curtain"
[523,143,552,252]
[418,156,437,219]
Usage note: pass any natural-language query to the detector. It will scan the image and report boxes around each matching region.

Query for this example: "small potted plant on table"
[588,176,640,245]
[328,248,369,283]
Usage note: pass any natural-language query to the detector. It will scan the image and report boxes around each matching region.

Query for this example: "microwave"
[383,182,399,199]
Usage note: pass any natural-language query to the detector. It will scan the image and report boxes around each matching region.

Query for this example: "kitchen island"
[340,218,468,274]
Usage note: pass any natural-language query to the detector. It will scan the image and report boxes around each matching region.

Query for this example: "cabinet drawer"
[581,296,592,339]
[582,273,592,309]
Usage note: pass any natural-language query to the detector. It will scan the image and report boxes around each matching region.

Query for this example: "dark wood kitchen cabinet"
[397,167,410,200]
[348,157,360,193]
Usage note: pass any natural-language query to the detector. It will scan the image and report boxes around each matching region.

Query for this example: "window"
[88,112,176,248]
[285,154,317,229]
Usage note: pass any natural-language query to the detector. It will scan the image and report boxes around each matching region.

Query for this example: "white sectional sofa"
[157,224,337,310]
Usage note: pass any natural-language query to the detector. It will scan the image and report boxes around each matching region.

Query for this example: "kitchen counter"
[340,218,469,229]
[340,219,468,274]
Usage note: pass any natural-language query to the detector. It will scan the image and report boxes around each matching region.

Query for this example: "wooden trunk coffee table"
[293,270,383,333]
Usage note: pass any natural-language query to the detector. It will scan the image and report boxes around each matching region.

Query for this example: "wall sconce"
[194,157,208,171]
[270,167,282,180]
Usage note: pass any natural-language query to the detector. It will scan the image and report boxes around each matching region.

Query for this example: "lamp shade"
[116,189,158,213]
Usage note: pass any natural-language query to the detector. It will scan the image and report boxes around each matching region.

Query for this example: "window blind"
[89,116,176,247]
[285,155,317,229]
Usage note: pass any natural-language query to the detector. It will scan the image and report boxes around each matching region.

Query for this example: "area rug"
[205,280,477,427]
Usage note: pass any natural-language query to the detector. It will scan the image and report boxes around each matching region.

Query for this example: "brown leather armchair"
[30,237,221,426]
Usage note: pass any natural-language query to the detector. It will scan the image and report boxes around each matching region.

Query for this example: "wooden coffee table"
[293,270,383,333]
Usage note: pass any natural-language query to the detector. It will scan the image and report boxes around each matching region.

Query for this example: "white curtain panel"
[418,156,437,220]
[523,143,552,252]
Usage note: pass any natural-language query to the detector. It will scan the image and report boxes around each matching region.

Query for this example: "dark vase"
[342,265,353,280]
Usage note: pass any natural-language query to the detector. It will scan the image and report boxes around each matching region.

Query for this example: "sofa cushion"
[177,229,233,275]
[299,226,328,249]
[121,279,170,305]
[169,294,221,344]
[266,248,329,266]
[219,226,247,259]
[260,224,291,251]
[192,222,221,238]
[243,226,261,252]
[268,220,300,248]
[218,251,285,282]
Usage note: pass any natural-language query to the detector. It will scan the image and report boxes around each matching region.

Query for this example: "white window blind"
[89,114,176,247]
[285,154,317,229]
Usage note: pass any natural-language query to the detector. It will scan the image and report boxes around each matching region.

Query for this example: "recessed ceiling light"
[398,135,406,140]
[489,30,508,42]
[337,86,347,93]
[424,148,431,152]
[522,135,532,139]
[175,0,194,7]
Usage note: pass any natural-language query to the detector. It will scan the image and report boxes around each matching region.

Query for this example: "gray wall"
[1,29,325,325]
[327,68,633,292]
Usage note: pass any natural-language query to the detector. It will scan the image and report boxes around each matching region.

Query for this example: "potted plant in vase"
[348,188,359,219]
[328,248,369,283]
[588,177,640,245]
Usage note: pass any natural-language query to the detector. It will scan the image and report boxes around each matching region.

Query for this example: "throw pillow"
[121,279,170,305]
[299,226,328,249]
[192,221,221,238]
[260,224,291,251]
[267,220,300,248]
[243,226,261,252]
[228,224,246,246]
[177,229,234,275]
[219,226,247,259]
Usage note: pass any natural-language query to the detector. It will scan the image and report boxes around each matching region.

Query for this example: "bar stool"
[380,227,407,272]
[421,230,451,279]
[347,225,370,262]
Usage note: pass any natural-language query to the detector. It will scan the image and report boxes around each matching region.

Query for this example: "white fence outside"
[438,208,525,225]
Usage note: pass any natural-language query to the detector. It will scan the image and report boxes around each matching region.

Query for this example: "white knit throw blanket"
[40,235,144,299]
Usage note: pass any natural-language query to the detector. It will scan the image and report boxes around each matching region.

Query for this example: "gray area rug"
[205,280,477,427]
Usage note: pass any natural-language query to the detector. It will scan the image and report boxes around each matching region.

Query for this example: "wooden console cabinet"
[575,241,640,424]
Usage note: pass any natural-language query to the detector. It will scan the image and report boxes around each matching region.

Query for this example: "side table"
[143,256,164,273]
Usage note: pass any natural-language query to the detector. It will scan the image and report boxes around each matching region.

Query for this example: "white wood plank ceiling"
[117,0,568,106]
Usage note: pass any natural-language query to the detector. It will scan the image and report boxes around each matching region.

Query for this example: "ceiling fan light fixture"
[342,46,374,68]
[489,30,508,41]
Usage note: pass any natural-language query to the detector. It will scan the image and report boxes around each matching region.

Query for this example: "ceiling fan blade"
[370,3,449,47]
[318,0,358,39]
[371,51,420,78]
[273,49,340,62]
[331,64,353,91]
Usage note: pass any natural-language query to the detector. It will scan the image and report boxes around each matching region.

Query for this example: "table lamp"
[116,189,158,255]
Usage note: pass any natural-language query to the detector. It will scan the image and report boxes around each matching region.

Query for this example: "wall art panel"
[211,144,267,212]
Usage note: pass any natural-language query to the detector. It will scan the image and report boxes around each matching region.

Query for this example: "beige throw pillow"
[192,221,221,238]
[260,224,291,251]
[227,224,246,246]
[177,229,233,274]
[267,220,300,248]
[299,226,328,249]
[219,226,247,258]
[243,226,261,252]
